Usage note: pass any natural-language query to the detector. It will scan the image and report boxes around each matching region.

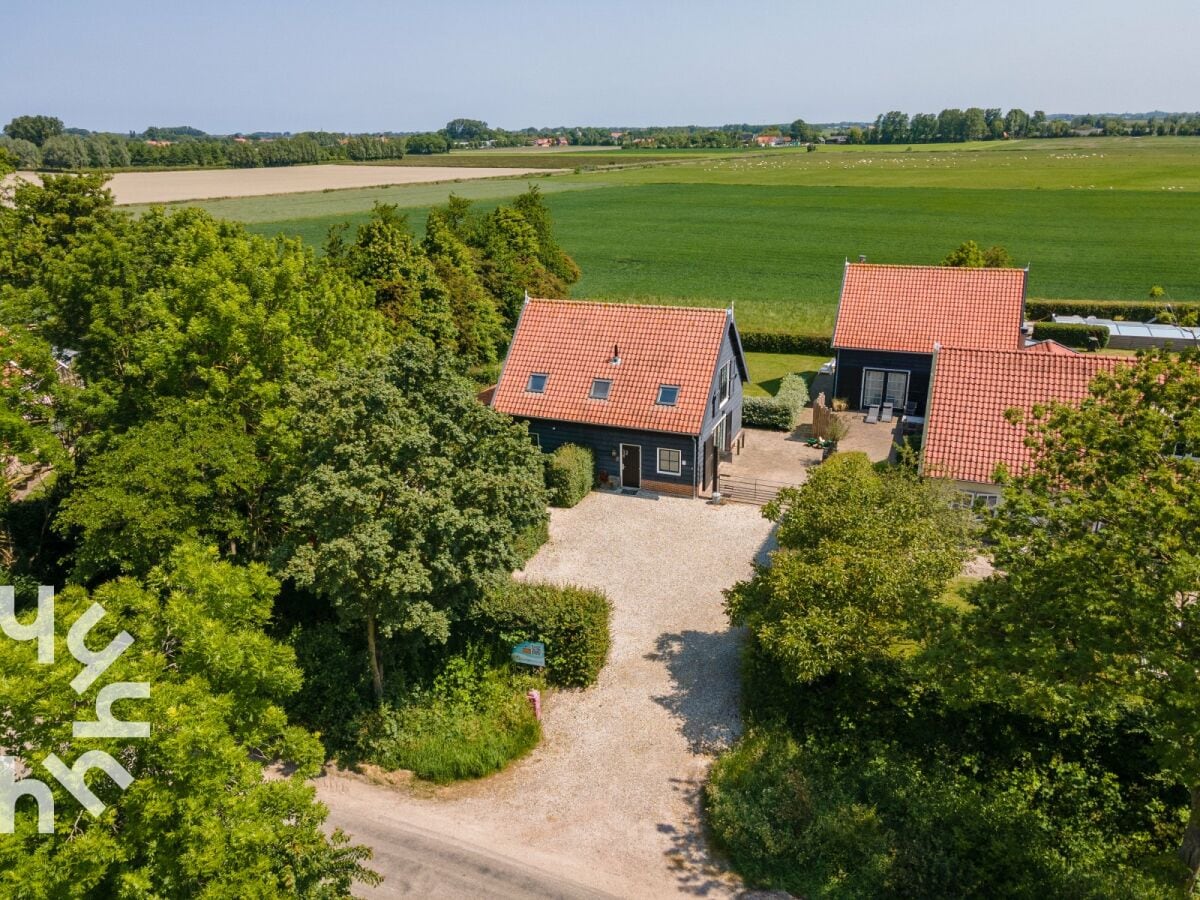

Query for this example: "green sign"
[511,641,545,667]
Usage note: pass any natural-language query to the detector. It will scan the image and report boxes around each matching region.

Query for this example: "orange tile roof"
[833,263,1027,354]
[923,348,1126,485]
[1024,339,1079,355]
[492,298,733,435]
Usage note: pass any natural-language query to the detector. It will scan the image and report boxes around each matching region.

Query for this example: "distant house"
[831,262,1028,412]
[753,134,786,146]
[491,298,748,497]
[1052,314,1200,350]
[531,138,554,147]
[922,346,1125,506]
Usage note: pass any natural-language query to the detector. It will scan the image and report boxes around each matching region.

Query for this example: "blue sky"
[7,0,1198,133]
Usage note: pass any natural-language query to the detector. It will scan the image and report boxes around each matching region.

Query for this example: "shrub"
[1031,321,1110,349]
[355,649,541,782]
[742,374,809,431]
[286,622,372,754]
[512,518,549,566]
[1025,298,1200,323]
[475,580,611,688]
[545,443,593,507]
[740,332,833,355]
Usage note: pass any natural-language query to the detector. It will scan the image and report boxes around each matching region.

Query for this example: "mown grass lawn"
[744,352,829,397]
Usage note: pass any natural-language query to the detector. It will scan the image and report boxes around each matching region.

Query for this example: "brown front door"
[620,444,641,488]
[702,434,715,491]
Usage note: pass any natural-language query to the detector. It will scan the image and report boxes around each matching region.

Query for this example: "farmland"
[147,138,1200,334]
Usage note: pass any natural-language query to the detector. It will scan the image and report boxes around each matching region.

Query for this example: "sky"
[7,0,1199,134]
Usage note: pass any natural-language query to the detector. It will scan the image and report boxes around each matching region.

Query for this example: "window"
[657,384,680,406]
[718,361,731,406]
[526,372,548,393]
[953,490,999,511]
[589,378,612,400]
[861,369,909,409]
[657,448,681,475]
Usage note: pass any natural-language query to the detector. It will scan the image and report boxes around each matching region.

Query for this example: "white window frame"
[657,384,680,406]
[526,372,549,393]
[589,378,612,400]
[953,490,999,511]
[718,361,731,407]
[656,447,682,476]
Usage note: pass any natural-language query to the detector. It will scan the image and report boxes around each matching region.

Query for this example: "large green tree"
[3,115,64,147]
[0,543,378,895]
[277,346,547,701]
[726,453,971,684]
[934,350,1200,888]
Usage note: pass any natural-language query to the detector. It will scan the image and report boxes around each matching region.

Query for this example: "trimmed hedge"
[743,374,810,431]
[545,443,593,507]
[740,332,833,355]
[1025,298,1200,323]
[1031,322,1110,349]
[512,519,549,566]
[475,580,612,688]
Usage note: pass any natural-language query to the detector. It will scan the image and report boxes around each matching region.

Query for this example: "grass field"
[187,137,1200,334]
[743,352,829,397]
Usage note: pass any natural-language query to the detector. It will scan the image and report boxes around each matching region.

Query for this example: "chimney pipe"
[611,344,621,365]
[858,254,867,263]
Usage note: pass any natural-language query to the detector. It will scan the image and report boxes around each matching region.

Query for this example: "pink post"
[526,689,542,721]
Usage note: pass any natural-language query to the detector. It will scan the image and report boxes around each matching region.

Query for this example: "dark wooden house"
[831,262,1028,412]
[491,298,748,497]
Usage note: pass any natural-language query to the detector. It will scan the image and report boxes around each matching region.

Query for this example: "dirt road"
[317,492,776,898]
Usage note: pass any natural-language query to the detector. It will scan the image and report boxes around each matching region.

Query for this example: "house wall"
[701,321,746,441]
[834,348,933,411]
[524,418,697,494]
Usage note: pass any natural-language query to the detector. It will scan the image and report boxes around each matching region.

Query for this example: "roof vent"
[858,254,867,263]
[610,344,621,366]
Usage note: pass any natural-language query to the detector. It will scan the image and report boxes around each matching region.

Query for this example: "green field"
[176,138,1200,334]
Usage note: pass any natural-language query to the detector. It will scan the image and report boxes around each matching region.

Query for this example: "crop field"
[182,137,1200,334]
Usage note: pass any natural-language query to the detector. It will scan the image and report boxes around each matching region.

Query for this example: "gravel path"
[318,492,776,898]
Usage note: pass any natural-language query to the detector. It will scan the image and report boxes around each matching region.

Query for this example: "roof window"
[657,385,680,406]
[526,373,548,393]
[589,378,612,400]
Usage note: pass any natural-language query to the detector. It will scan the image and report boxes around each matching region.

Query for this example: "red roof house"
[922,346,1125,501]
[491,298,748,496]
[831,262,1028,412]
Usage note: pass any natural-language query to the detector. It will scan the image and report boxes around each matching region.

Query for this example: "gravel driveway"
[319,491,776,898]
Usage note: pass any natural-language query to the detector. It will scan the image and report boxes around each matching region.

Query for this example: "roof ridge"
[525,297,730,315]
[846,262,1027,274]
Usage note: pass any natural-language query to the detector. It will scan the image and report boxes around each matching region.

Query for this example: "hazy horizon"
[8,0,1199,135]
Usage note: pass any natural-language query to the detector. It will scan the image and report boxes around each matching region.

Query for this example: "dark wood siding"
[523,418,696,493]
[834,348,933,411]
[701,321,745,446]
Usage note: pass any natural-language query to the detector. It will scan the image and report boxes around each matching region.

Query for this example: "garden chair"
[880,401,894,423]
[864,404,880,424]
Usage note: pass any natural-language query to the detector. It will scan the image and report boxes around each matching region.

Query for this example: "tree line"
[0,114,456,171]
[0,150,581,892]
[848,107,1200,144]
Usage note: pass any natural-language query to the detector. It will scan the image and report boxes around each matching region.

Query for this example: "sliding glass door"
[861,369,909,408]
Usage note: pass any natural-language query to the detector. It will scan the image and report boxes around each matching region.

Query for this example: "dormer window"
[589,378,612,400]
[526,373,548,393]
[657,385,680,406]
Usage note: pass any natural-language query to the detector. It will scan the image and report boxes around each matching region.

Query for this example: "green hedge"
[475,580,611,688]
[545,443,593,507]
[1030,322,1110,349]
[743,374,810,431]
[1025,298,1200,323]
[740,332,833,355]
[512,519,549,566]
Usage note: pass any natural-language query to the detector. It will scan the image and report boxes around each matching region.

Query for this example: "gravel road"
[317,491,776,898]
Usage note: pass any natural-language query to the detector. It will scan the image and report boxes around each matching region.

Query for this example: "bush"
[286,622,372,754]
[742,374,810,431]
[1031,321,1110,349]
[545,443,593,507]
[740,332,833,354]
[355,649,541,782]
[1025,298,1200,323]
[475,580,611,688]
[512,518,549,566]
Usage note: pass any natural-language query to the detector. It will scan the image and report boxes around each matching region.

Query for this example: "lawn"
[744,352,829,397]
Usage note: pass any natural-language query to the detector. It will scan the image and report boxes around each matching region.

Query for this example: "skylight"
[657,384,680,406]
[589,378,612,400]
[526,373,548,393]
